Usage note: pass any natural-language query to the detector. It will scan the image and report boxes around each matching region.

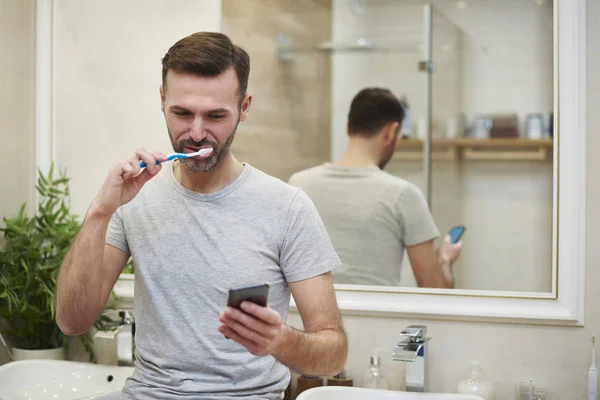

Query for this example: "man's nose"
[189,118,207,142]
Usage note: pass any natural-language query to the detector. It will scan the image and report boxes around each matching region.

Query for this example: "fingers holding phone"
[218,283,284,356]
[439,225,465,265]
[448,225,466,244]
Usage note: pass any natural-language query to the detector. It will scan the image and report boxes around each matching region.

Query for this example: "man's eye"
[208,114,225,119]
[173,110,191,117]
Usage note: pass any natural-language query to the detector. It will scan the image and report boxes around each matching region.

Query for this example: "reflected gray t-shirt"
[106,162,340,399]
[288,163,439,286]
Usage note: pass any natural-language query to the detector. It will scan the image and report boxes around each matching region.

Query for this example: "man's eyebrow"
[169,105,191,112]
[206,108,230,114]
[168,106,231,114]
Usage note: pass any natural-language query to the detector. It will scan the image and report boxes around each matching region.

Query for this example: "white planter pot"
[113,274,135,309]
[11,346,65,361]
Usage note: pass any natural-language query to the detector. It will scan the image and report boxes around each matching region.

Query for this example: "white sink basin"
[296,387,485,400]
[0,360,133,400]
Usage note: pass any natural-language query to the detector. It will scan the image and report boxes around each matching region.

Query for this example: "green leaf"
[52,178,69,186]
[38,168,49,186]
[48,163,55,182]
[18,203,27,219]
[20,259,29,274]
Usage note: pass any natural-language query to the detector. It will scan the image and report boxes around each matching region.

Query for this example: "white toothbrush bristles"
[189,148,213,157]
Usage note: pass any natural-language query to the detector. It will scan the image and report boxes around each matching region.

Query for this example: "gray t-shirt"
[106,162,340,399]
[288,163,439,286]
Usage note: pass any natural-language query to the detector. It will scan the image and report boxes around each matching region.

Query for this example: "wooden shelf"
[393,138,553,161]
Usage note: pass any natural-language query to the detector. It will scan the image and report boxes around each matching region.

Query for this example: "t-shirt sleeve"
[397,183,440,246]
[106,207,131,255]
[279,189,341,282]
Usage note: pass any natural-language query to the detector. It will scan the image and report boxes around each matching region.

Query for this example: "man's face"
[160,67,251,172]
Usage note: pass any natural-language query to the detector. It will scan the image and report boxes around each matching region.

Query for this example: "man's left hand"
[218,301,285,356]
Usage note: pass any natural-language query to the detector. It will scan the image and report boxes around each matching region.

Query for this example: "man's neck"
[334,139,380,168]
[173,152,245,193]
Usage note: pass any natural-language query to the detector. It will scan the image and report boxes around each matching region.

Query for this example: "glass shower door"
[380,1,434,210]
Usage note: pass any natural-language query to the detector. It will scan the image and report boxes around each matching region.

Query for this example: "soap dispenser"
[363,355,390,389]
[456,360,494,400]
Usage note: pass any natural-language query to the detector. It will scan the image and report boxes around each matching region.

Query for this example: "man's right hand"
[436,235,463,288]
[438,234,463,265]
[90,148,167,218]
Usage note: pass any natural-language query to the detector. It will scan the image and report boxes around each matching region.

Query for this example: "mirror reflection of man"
[289,88,462,288]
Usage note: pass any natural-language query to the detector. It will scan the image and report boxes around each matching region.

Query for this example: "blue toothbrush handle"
[139,160,160,168]
[139,153,182,168]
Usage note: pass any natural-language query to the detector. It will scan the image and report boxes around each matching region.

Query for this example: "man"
[288,88,462,288]
[56,32,347,399]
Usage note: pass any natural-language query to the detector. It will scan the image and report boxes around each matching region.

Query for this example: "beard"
[168,120,239,173]
[378,139,397,170]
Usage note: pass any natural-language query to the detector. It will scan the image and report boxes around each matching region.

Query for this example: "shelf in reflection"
[394,138,553,161]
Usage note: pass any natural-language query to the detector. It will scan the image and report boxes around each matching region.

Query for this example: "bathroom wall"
[0,0,36,224]
[447,0,554,125]
[330,0,553,292]
[221,0,332,180]
[54,0,221,218]
[288,1,600,397]
[0,0,36,366]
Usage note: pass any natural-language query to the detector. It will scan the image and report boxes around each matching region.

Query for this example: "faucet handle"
[400,325,425,338]
[118,310,135,325]
[400,325,431,344]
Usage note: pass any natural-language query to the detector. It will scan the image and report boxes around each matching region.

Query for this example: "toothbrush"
[589,333,597,400]
[139,148,213,167]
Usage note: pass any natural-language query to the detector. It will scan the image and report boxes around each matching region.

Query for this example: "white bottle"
[363,355,389,389]
[456,360,494,400]
[399,96,411,137]
[589,334,598,400]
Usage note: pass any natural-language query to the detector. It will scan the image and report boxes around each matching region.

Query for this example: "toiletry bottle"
[296,375,323,397]
[589,334,598,400]
[399,96,411,137]
[517,380,534,400]
[533,383,547,400]
[456,360,494,400]
[363,355,389,389]
[327,369,354,387]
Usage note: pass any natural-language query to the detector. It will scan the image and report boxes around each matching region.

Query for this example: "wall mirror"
[220,0,585,326]
[26,0,584,326]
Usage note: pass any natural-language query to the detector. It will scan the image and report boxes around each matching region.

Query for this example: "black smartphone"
[227,282,270,310]
[448,225,466,244]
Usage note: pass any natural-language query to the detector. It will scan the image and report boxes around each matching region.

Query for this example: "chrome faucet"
[391,325,431,392]
[94,310,136,366]
[116,310,136,366]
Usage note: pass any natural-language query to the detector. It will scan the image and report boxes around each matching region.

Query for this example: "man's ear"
[383,122,400,143]
[160,84,165,113]
[239,93,253,122]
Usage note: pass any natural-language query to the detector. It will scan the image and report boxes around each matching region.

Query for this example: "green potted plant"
[0,164,112,362]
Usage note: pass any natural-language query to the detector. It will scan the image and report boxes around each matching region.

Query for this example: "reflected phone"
[448,225,466,244]
[227,282,270,310]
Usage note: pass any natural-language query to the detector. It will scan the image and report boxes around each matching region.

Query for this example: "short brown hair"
[347,88,405,137]
[161,32,250,103]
